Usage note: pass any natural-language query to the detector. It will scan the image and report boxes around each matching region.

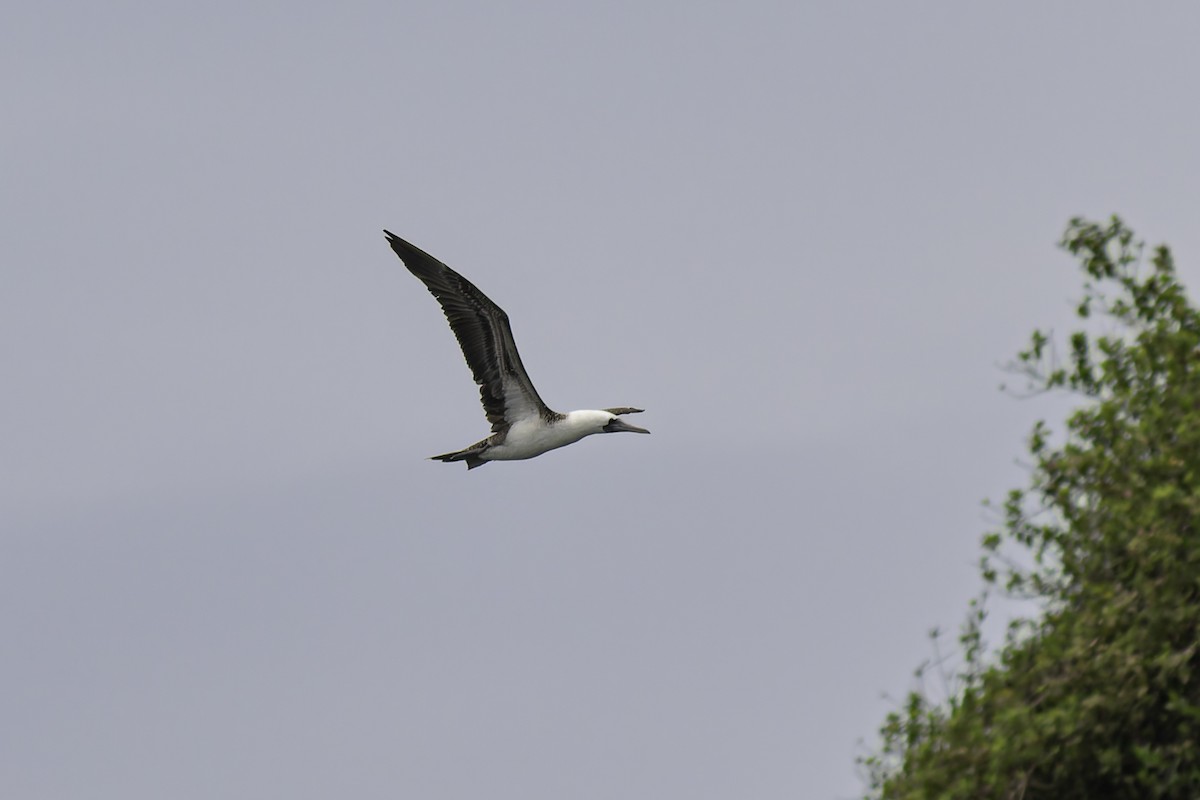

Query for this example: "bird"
[384,231,649,469]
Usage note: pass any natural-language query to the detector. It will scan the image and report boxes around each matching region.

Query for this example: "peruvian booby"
[385,231,649,469]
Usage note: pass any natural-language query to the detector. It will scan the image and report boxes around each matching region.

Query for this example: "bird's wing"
[384,231,555,432]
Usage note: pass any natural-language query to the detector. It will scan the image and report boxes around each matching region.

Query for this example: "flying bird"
[385,231,649,469]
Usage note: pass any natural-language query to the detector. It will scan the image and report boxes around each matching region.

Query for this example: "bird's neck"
[560,409,609,432]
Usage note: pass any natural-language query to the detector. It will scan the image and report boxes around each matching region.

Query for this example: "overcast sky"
[6,2,1200,798]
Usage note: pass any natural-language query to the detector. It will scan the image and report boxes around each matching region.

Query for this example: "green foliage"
[860,218,1200,799]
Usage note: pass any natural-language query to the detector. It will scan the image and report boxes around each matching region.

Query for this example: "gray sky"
[6,2,1200,798]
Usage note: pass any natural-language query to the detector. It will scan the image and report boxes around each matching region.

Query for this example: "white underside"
[482,411,606,461]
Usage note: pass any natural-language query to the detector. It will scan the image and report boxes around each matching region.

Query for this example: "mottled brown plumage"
[385,231,559,433]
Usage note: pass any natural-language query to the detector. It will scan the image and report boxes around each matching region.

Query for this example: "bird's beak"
[604,418,650,434]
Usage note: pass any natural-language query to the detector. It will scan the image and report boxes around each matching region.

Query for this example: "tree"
[860,217,1200,799]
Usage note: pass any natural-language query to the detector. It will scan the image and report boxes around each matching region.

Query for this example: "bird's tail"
[429,439,491,470]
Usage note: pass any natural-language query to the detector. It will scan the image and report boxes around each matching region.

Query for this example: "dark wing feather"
[384,231,555,432]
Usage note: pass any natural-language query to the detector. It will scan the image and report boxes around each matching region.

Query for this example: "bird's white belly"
[484,418,590,461]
